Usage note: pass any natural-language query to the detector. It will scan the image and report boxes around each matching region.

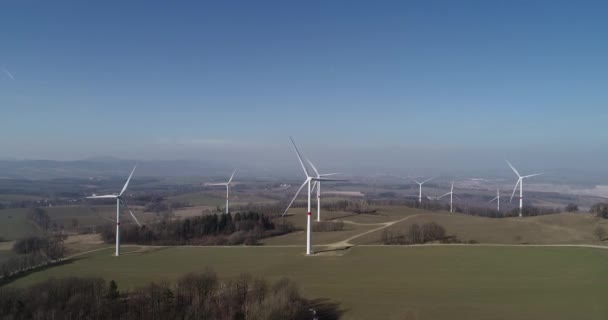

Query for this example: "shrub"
[594,226,606,241]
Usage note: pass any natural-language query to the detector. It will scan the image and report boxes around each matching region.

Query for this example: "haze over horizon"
[1,1,607,176]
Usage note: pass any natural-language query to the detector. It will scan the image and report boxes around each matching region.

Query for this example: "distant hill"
[0,158,235,179]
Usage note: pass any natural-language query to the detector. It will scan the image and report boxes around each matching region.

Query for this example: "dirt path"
[63,213,608,259]
[324,214,424,248]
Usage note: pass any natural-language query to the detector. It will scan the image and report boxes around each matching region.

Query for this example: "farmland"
[6,245,608,320]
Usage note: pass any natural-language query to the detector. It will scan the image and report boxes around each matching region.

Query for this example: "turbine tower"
[308,159,341,222]
[86,166,141,256]
[489,189,500,212]
[438,182,456,213]
[207,169,237,214]
[506,160,541,217]
[283,137,339,255]
[411,177,433,203]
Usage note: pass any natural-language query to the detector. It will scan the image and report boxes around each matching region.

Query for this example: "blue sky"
[1,1,607,174]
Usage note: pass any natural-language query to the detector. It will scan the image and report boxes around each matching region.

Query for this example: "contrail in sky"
[2,67,14,80]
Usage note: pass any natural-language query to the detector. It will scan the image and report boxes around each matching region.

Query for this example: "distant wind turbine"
[411,177,433,203]
[506,160,541,217]
[207,169,237,214]
[489,189,500,212]
[438,181,457,213]
[283,137,340,255]
[308,159,341,222]
[86,166,141,256]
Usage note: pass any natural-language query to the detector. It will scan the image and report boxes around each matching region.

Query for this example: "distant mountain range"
[0,158,236,179]
[1,157,607,186]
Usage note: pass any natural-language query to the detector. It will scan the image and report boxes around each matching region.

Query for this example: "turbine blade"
[206,183,228,186]
[228,169,237,184]
[506,160,521,178]
[120,200,142,227]
[510,179,521,202]
[310,180,318,194]
[319,173,341,177]
[86,195,118,199]
[489,197,498,203]
[411,178,421,184]
[119,165,137,196]
[422,177,434,184]
[313,178,345,182]
[306,158,320,177]
[282,180,308,216]
[438,193,450,199]
[129,210,142,227]
[522,173,542,179]
[290,137,310,176]
[451,181,454,192]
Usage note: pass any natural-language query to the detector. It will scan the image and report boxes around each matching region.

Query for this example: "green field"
[168,192,277,207]
[0,205,149,240]
[45,205,116,228]
[6,245,608,320]
[0,194,45,202]
[352,212,608,245]
[0,208,40,240]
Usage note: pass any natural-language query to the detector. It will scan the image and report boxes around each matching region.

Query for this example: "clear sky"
[1,1,607,175]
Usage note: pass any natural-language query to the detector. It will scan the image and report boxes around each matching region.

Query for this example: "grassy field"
[168,192,277,207]
[0,205,150,240]
[0,208,41,240]
[45,205,115,228]
[5,245,608,320]
[351,212,608,245]
[0,194,46,202]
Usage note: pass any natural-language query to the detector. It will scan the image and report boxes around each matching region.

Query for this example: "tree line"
[591,202,608,218]
[26,208,51,230]
[0,270,343,320]
[100,212,295,246]
[0,235,65,279]
[381,222,463,245]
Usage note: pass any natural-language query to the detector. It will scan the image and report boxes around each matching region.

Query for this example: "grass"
[45,205,115,228]
[167,192,277,207]
[0,194,45,202]
[0,205,147,240]
[0,208,40,240]
[351,212,608,245]
[6,245,608,320]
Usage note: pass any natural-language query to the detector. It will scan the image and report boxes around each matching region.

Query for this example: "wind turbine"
[86,166,140,256]
[506,160,541,217]
[411,177,433,203]
[308,159,341,222]
[207,169,237,214]
[283,137,340,255]
[489,189,500,212]
[438,182,456,213]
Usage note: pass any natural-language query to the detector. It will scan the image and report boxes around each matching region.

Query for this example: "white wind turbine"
[283,137,340,255]
[438,181,457,213]
[506,160,541,217]
[86,166,141,257]
[411,177,433,203]
[308,159,341,222]
[207,169,237,214]
[489,189,500,212]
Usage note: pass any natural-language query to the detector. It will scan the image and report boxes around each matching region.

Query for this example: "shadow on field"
[315,246,352,255]
[328,212,360,220]
[299,298,346,320]
[121,246,171,256]
[0,258,78,287]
